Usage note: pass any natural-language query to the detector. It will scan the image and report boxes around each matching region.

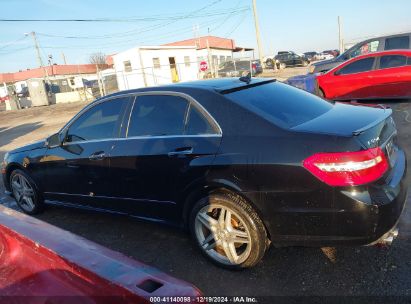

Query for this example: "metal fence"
[97,57,260,96]
[1,57,260,111]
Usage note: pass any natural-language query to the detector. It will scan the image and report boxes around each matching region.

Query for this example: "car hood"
[9,140,46,154]
[292,103,391,137]
[312,58,337,66]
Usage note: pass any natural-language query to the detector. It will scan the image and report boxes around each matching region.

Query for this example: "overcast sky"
[0,0,410,72]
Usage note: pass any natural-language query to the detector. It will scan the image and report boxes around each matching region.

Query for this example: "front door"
[42,96,130,208]
[108,93,222,221]
[328,57,376,100]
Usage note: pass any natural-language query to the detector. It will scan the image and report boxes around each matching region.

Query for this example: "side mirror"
[46,133,62,148]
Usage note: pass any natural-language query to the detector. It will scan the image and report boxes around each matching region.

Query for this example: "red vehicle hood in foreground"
[0,205,201,303]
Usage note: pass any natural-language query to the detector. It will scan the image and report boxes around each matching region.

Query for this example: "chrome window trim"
[126,91,222,137]
[58,90,222,146]
[62,134,222,146]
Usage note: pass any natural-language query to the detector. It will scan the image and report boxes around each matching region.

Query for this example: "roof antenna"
[239,72,252,84]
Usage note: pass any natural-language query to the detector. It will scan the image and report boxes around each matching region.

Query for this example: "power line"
[34,8,250,51]
[34,8,249,40]
[31,8,250,49]
[0,36,28,51]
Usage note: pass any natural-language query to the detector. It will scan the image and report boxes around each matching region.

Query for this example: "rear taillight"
[303,147,389,186]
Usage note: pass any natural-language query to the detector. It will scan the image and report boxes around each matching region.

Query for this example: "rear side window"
[128,95,188,137]
[385,36,410,50]
[338,57,375,75]
[379,55,407,69]
[224,82,332,129]
[407,57,411,65]
[186,106,215,135]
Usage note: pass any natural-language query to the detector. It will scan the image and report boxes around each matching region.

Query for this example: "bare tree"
[89,52,107,68]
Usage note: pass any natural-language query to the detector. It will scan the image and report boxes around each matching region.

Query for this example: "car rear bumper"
[245,149,408,247]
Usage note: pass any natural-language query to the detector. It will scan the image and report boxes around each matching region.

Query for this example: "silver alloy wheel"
[195,204,252,266]
[11,173,35,212]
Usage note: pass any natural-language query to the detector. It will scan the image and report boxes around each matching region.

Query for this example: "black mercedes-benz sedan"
[1,78,407,269]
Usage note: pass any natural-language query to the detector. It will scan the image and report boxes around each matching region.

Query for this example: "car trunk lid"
[292,102,392,139]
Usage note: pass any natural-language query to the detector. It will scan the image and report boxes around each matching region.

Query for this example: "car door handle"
[168,147,193,157]
[89,152,106,161]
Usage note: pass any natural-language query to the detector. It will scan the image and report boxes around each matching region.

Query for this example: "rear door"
[371,54,411,98]
[108,92,222,221]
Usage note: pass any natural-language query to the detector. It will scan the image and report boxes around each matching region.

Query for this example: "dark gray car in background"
[310,32,411,73]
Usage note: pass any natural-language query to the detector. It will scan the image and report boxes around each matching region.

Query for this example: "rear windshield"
[224,82,332,128]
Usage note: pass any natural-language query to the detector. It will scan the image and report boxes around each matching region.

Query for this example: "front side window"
[407,57,411,65]
[338,57,375,75]
[128,95,188,137]
[66,97,128,143]
[385,36,410,50]
[379,55,407,69]
[349,40,380,58]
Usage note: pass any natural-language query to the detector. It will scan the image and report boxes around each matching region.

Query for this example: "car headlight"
[3,152,8,162]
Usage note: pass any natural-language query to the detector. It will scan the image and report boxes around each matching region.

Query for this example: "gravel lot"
[1,69,411,300]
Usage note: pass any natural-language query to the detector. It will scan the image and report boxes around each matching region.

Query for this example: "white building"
[111,36,254,90]
[112,46,199,90]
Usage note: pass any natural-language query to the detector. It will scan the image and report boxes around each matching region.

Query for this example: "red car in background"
[317,50,411,100]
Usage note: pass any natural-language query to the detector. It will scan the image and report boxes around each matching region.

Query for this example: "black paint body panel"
[2,79,407,246]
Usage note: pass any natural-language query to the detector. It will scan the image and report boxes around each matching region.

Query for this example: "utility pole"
[338,16,343,53]
[26,31,50,83]
[206,38,212,77]
[61,52,67,65]
[252,0,271,70]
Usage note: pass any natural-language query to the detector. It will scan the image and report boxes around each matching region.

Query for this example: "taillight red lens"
[303,147,389,186]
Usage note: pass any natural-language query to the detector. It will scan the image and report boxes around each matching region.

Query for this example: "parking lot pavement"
[1,91,411,297]
[261,66,310,81]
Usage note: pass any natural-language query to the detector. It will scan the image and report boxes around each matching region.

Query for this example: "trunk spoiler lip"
[352,107,392,136]
[291,103,392,137]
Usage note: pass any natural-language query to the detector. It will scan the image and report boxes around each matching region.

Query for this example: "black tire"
[189,192,268,269]
[318,88,325,98]
[9,169,44,215]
